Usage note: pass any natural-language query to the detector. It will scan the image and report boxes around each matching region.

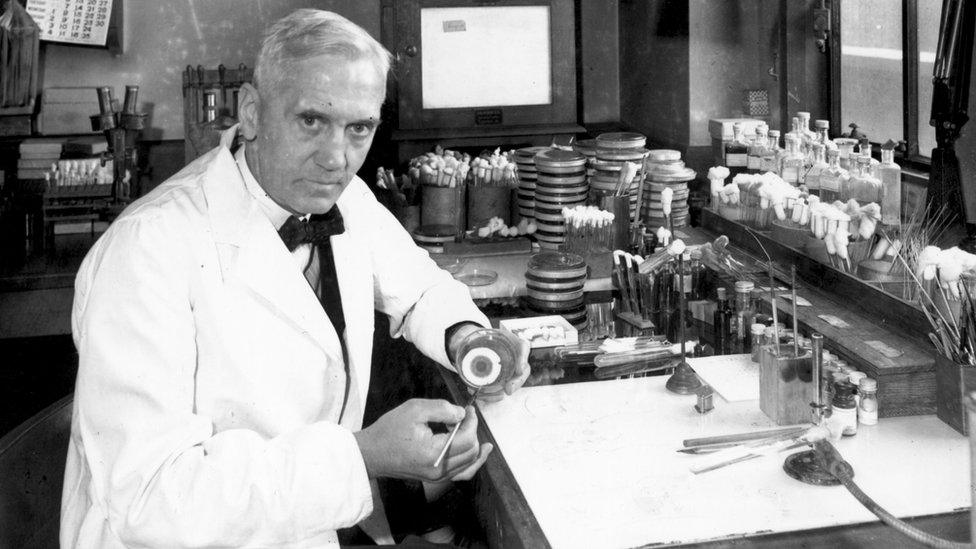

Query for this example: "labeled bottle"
[713,288,730,355]
[760,130,782,173]
[747,125,768,173]
[858,377,879,425]
[819,148,849,203]
[725,123,749,178]
[689,250,707,301]
[733,281,756,353]
[849,155,882,205]
[831,380,858,436]
[805,142,828,196]
[797,111,817,152]
[780,134,805,185]
[847,370,867,409]
[750,323,766,362]
[879,141,901,226]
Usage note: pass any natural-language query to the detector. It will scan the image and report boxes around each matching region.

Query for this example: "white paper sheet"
[688,353,760,402]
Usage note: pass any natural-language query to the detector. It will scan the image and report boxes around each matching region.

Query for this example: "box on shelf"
[38,87,100,135]
[499,315,578,349]
[708,117,766,168]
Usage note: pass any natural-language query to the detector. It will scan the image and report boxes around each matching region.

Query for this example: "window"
[834,0,941,163]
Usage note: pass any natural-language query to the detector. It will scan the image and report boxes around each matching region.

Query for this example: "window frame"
[829,0,931,172]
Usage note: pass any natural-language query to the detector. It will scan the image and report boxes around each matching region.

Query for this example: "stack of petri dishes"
[594,132,648,222]
[524,251,588,331]
[514,146,548,223]
[642,149,695,230]
[532,149,588,250]
[573,138,599,180]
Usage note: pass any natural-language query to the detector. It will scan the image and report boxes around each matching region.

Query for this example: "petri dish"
[455,269,498,287]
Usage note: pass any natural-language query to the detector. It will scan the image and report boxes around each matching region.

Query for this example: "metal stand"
[667,252,702,394]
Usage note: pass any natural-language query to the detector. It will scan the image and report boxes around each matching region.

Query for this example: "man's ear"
[238,83,260,141]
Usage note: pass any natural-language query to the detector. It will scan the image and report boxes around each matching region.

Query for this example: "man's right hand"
[354,399,492,482]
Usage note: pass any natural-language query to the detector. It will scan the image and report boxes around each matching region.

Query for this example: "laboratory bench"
[431,224,972,548]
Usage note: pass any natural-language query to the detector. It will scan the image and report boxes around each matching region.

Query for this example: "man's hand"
[354,399,492,482]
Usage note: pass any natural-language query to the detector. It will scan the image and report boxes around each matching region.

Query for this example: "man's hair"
[254,9,391,91]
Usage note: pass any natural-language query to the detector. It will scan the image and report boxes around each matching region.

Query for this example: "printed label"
[726,153,747,167]
[818,314,850,328]
[747,156,761,170]
[821,175,840,192]
[865,340,903,358]
[443,19,466,32]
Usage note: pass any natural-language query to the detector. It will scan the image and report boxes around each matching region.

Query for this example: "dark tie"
[277,208,345,252]
[277,209,351,420]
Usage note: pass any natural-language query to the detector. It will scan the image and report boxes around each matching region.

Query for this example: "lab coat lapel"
[329,211,372,411]
[202,139,344,366]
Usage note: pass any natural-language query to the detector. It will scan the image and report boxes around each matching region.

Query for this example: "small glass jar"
[750,323,766,362]
[831,380,858,437]
[858,377,879,425]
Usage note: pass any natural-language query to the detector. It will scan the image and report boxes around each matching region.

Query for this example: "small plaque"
[475,109,502,126]
[442,19,466,32]
[865,340,904,358]
[818,314,850,329]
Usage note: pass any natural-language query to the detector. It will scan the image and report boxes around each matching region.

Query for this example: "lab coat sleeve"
[71,212,372,548]
[354,184,489,369]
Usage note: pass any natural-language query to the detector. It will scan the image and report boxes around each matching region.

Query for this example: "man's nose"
[314,131,345,171]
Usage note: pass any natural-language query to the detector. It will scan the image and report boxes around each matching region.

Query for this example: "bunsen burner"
[532,149,588,250]
[525,251,589,331]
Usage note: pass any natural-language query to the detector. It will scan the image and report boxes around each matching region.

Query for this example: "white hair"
[254,9,391,91]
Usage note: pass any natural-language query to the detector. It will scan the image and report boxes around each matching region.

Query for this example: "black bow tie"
[277,208,345,252]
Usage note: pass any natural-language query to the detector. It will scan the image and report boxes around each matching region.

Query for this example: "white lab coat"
[60,128,489,548]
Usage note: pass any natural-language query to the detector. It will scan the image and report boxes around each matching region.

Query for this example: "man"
[61,9,527,548]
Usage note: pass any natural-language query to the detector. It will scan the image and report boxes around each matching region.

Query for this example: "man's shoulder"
[117,149,226,224]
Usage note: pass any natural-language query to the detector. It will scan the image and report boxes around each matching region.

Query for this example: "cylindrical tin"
[421,185,465,236]
[467,185,512,229]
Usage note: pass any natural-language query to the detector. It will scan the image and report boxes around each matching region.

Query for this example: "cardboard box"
[38,87,100,135]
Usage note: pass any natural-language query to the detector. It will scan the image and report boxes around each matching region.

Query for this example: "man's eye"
[302,116,319,128]
[349,123,372,137]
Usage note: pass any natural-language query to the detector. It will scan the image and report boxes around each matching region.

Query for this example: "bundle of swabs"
[561,205,615,255]
[891,241,976,365]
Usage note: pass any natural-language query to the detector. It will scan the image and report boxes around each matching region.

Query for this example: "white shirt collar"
[235,144,306,230]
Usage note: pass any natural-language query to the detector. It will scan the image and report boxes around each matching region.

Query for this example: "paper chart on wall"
[26,0,112,46]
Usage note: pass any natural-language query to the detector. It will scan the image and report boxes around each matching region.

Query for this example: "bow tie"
[277,208,345,252]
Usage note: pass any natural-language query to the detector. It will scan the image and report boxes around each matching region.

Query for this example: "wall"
[579,0,620,125]
[618,0,690,149]
[40,0,381,141]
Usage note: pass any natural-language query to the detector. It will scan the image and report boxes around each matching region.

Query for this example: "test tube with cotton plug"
[707,166,730,210]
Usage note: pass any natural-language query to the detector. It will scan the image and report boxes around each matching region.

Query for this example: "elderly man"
[61,9,527,548]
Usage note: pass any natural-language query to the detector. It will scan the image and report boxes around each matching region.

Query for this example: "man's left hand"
[476,334,529,403]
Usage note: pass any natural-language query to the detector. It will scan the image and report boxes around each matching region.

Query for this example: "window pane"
[840,0,903,144]
[918,1,941,157]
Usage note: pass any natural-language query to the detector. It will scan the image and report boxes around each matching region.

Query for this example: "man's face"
[240,54,385,215]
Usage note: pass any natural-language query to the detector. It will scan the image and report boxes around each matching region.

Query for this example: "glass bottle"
[725,123,749,178]
[834,138,858,171]
[689,250,707,301]
[858,377,879,425]
[849,155,882,205]
[750,289,771,326]
[655,258,676,340]
[694,319,715,357]
[750,323,766,362]
[759,130,781,173]
[797,111,817,152]
[814,119,831,146]
[733,281,755,353]
[747,125,768,173]
[804,143,828,196]
[713,287,730,355]
[779,134,805,185]
[831,380,858,436]
[879,142,901,226]
[819,148,848,203]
